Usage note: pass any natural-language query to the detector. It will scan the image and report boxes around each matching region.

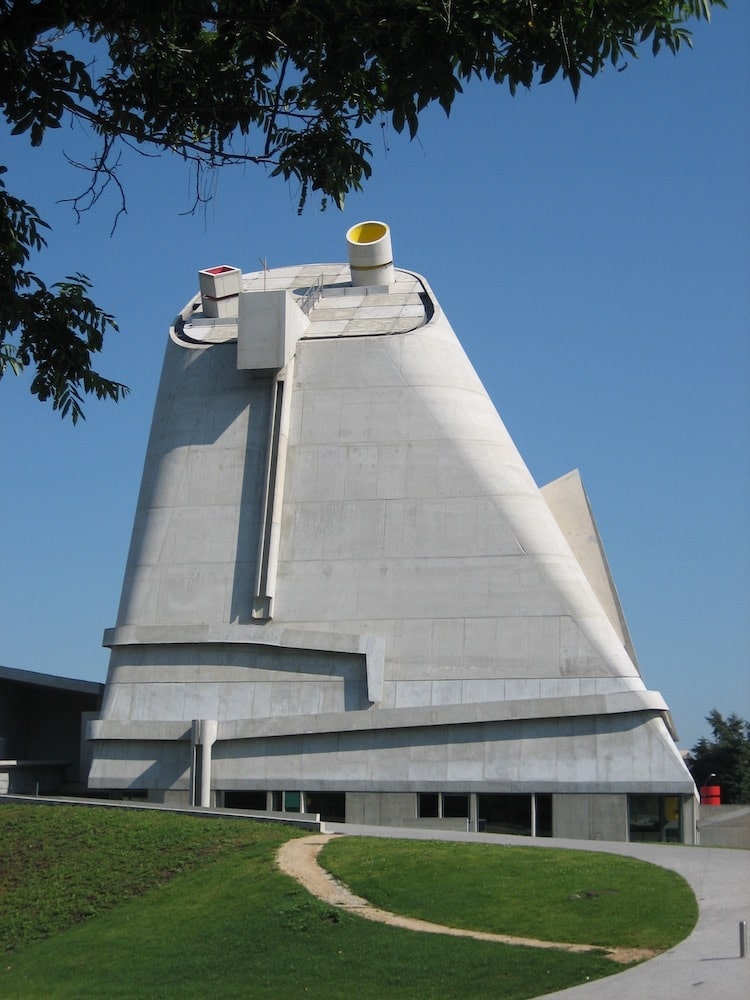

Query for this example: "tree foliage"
[0,166,126,422]
[690,710,750,805]
[0,0,725,420]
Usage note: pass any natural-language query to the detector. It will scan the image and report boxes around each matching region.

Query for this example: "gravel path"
[276,833,654,965]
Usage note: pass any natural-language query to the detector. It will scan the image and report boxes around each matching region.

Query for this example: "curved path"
[316,823,750,999]
[276,833,654,965]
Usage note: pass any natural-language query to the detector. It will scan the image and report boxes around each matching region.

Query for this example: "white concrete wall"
[275,303,645,701]
[115,342,274,629]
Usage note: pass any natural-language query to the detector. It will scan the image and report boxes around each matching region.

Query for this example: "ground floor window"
[305,791,346,823]
[417,792,470,820]
[417,791,552,835]
[418,792,439,818]
[477,793,553,837]
[224,790,267,810]
[443,793,470,818]
[628,794,682,843]
[221,789,345,822]
[536,794,553,837]
[283,790,301,813]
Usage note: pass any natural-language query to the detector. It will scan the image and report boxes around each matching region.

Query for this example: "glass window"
[284,790,301,813]
[662,796,682,843]
[224,790,267,810]
[478,794,532,835]
[418,792,439,818]
[535,794,553,837]
[629,794,660,841]
[629,794,682,843]
[305,792,346,823]
[442,793,469,818]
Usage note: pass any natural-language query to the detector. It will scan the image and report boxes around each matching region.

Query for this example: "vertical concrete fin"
[541,469,640,672]
[253,358,295,620]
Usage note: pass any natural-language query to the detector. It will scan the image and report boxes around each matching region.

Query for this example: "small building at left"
[0,665,103,796]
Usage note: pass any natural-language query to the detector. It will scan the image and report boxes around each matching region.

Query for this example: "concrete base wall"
[553,793,628,841]
[346,792,415,826]
[147,788,191,807]
[698,805,750,849]
[684,794,698,845]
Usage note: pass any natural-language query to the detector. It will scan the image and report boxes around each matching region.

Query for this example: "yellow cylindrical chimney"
[346,221,394,286]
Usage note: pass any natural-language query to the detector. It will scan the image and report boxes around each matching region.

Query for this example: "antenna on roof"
[259,257,269,292]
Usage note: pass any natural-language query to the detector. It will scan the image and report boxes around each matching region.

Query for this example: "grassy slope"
[0,805,696,999]
[0,803,293,953]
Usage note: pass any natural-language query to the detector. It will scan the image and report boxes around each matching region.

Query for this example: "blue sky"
[1,7,747,753]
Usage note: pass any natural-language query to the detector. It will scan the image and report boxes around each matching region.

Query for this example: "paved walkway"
[323,822,750,999]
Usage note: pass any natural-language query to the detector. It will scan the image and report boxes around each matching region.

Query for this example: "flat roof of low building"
[0,664,104,697]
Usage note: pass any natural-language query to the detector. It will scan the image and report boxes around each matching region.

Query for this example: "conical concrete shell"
[88,258,695,841]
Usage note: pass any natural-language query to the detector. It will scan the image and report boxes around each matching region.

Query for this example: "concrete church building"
[87,222,697,843]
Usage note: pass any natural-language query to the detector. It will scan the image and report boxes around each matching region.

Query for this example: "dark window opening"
[417,792,439,818]
[305,792,346,823]
[224,790,267,811]
[478,794,532,835]
[476,793,552,837]
[442,793,469,818]
[535,794,553,837]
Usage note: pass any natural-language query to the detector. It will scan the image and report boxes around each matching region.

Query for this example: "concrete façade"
[87,223,697,842]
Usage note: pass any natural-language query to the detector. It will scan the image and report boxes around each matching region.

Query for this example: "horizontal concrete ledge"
[103,623,386,703]
[698,804,750,826]
[0,759,71,768]
[88,720,192,740]
[197,778,698,796]
[87,690,669,743]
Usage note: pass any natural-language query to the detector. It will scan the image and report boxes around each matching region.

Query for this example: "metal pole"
[740,920,747,958]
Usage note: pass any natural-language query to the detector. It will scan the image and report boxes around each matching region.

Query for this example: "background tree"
[0,0,725,420]
[690,710,750,804]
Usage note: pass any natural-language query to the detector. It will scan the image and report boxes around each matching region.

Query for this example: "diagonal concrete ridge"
[275,834,655,965]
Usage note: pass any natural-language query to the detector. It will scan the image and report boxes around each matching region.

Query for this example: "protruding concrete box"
[237,289,309,371]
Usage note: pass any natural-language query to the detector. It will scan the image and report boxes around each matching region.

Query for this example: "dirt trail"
[276,834,655,965]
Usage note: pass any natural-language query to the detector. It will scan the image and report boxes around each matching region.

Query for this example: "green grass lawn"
[0,804,697,999]
[319,837,698,951]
